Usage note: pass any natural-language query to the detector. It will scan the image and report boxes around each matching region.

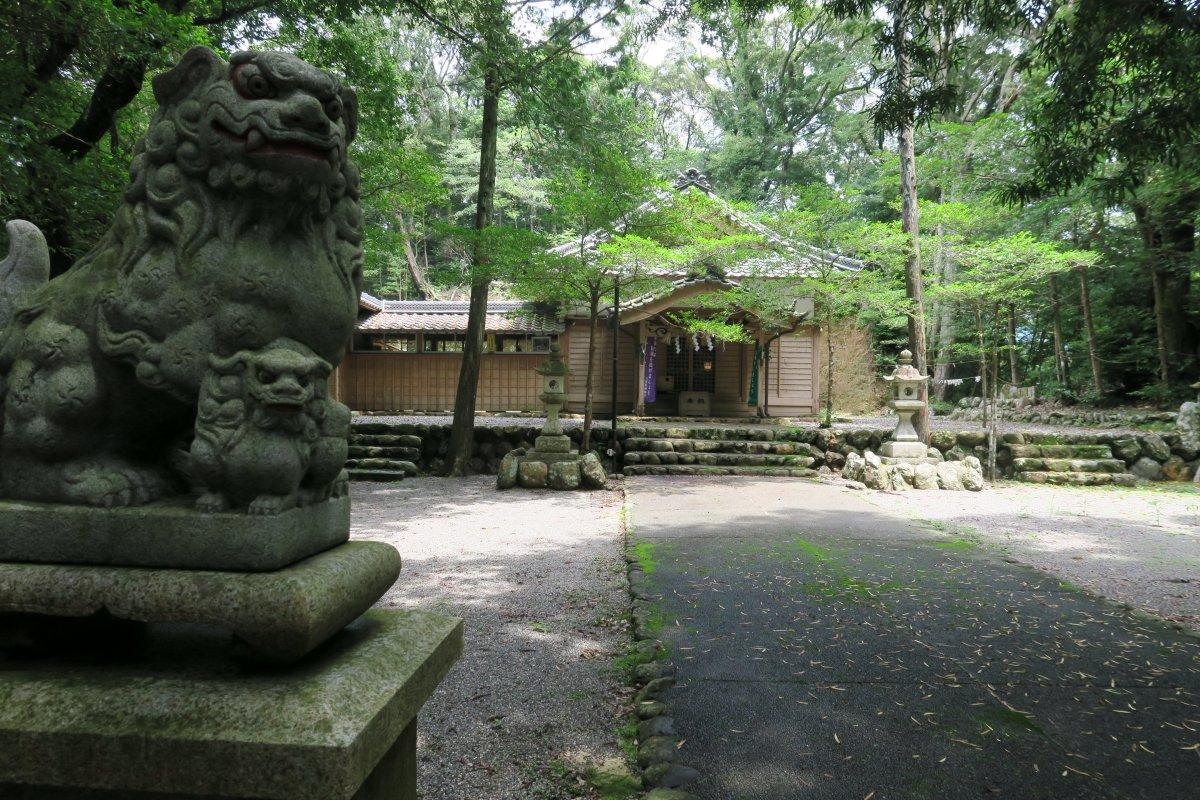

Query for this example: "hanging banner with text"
[644,336,657,404]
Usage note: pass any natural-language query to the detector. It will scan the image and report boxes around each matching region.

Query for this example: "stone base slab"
[534,435,574,453]
[0,608,462,799]
[0,494,349,572]
[0,541,400,662]
[880,440,927,459]
[523,452,583,464]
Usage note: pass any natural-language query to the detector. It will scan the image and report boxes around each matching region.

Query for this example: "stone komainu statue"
[188,339,349,515]
[0,46,362,509]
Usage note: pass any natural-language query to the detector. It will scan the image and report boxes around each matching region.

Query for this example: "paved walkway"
[626,477,1200,800]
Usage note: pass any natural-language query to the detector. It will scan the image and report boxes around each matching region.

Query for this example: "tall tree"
[392,0,627,476]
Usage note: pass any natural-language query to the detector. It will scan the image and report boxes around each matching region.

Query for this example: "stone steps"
[345,458,419,476]
[623,451,816,468]
[1010,457,1127,474]
[1008,441,1143,485]
[347,445,422,461]
[623,465,818,478]
[623,437,821,456]
[1015,471,1138,487]
[627,427,781,442]
[351,433,424,448]
[1009,444,1114,459]
[347,468,407,482]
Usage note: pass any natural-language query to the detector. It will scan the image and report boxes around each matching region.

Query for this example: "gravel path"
[862,481,1200,629]
[351,478,631,800]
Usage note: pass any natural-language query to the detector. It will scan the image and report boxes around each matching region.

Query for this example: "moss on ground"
[630,540,659,576]
[930,538,976,551]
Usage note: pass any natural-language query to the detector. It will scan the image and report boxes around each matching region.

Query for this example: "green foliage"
[7,0,1200,406]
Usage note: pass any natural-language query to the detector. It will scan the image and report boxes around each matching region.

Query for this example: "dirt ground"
[351,478,631,800]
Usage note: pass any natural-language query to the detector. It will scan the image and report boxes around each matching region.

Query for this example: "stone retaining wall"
[948,399,1177,429]
[350,421,1199,482]
[351,421,614,476]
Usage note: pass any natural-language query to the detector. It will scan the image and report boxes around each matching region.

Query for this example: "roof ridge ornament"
[673,167,713,193]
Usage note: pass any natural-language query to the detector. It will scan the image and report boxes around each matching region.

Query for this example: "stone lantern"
[881,348,929,459]
[535,342,571,451]
[497,342,608,490]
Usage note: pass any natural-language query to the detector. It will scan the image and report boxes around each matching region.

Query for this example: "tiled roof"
[357,300,562,334]
[609,274,740,317]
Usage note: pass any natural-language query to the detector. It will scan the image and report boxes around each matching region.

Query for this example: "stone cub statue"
[187,339,349,515]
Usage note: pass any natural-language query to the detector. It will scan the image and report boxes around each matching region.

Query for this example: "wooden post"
[634,321,647,417]
[610,280,620,445]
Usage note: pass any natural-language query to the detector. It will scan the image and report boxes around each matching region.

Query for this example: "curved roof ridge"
[546,180,864,274]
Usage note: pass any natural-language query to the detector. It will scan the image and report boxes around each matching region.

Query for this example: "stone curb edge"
[620,492,701,800]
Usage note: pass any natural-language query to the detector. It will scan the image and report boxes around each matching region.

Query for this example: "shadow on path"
[626,476,1200,800]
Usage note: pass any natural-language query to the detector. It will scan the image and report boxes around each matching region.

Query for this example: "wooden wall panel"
[332,327,829,417]
[335,352,543,413]
[566,323,636,413]
[768,328,817,413]
[714,342,746,404]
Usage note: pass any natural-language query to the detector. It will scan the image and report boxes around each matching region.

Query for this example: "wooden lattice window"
[692,347,716,393]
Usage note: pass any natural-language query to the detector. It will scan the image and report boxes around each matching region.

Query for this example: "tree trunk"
[444,62,500,476]
[1006,304,1019,386]
[582,289,600,451]
[896,10,928,440]
[1150,262,1174,384]
[397,210,436,299]
[1076,265,1103,397]
[1135,202,1198,385]
[48,53,151,158]
[1048,275,1070,390]
[976,305,988,430]
[932,222,957,402]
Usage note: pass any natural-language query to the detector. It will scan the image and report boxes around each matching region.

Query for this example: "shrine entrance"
[648,333,724,416]
[663,335,717,395]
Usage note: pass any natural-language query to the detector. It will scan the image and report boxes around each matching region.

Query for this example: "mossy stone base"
[880,440,927,459]
[0,494,350,571]
[534,435,573,453]
[0,540,400,662]
[0,609,462,799]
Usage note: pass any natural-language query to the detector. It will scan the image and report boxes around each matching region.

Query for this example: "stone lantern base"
[534,434,573,453]
[497,447,607,491]
[880,440,928,459]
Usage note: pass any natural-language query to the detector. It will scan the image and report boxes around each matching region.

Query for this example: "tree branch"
[46,53,151,158]
[192,0,270,26]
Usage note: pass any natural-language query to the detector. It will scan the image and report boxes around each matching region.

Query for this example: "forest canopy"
[3,0,1199,418]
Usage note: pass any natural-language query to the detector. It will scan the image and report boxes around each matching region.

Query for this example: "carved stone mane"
[0,47,362,508]
[95,46,364,399]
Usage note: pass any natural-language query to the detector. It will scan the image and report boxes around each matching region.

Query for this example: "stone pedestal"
[0,541,400,662]
[0,495,350,572]
[880,440,927,459]
[0,609,462,799]
[534,434,572,453]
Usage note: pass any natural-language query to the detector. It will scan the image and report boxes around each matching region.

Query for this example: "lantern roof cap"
[536,342,570,376]
[883,348,928,383]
